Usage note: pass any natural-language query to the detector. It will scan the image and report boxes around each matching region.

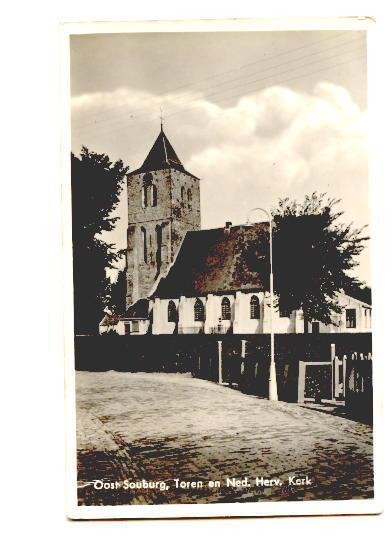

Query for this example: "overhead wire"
[73,31,350,128]
[73,32,365,133]
[73,44,364,141]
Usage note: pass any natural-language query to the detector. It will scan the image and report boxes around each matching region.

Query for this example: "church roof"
[122,298,150,319]
[99,313,122,326]
[153,223,270,298]
[129,128,199,179]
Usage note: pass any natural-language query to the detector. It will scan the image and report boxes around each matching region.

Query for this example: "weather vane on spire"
[160,107,164,131]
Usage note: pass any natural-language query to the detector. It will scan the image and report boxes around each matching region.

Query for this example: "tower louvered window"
[155,224,162,272]
[142,173,152,208]
[194,298,205,321]
[142,184,148,208]
[151,184,157,207]
[221,297,231,320]
[250,295,260,319]
[187,188,192,208]
[141,227,147,263]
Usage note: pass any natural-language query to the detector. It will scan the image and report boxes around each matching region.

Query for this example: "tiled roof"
[154,223,270,298]
[129,128,199,179]
[122,298,150,319]
[100,314,121,326]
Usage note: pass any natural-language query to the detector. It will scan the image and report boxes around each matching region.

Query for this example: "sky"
[70,29,370,284]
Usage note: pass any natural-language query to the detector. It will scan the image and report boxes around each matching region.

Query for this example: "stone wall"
[170,169,201,260]
[126,167,201,307]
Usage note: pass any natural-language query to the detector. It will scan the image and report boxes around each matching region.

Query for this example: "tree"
[71,147,128,334]
[107,266,127,315]
[245,192,369,327]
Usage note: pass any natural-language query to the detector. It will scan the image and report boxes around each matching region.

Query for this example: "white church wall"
[143,290,371,336]
[261,296,294,334]
[204,294,235,334]
[152,297,179,334]
[233,291,264,334]
[178,296,206,334]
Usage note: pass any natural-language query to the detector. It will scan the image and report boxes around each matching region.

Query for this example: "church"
[99,128,372,336]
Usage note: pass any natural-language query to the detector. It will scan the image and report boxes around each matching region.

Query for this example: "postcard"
[62,17,381,519]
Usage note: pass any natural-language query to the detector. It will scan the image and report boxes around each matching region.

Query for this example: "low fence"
[75,333,370,392]
[297,348,373,423]
[75,333,373,422]
[345,353,373,423]
[75,333,198,373]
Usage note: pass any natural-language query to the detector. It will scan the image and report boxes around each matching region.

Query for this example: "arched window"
[151,184,157,207]
[194,298,205,321]
[187,188,192,208]
[250,295,260,319]
[167,300,177,323]
[142,174,152,208]
[141,226,147,263]
[142,184,148,208]
[221,297,231,320]
[181,186,185,202]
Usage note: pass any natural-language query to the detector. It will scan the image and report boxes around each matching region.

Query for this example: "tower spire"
[159,106,164,131]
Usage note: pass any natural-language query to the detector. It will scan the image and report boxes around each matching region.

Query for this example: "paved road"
[76,371,373,505]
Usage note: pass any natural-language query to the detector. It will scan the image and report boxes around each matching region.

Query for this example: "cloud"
[71,82,370,282]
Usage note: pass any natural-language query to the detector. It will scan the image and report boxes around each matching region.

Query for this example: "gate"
[297,348,373,422]
[297,361,332,403]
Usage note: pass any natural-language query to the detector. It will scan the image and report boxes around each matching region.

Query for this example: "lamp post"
[246,208,278,401]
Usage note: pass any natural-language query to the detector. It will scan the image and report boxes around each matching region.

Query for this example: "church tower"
[126,127,201,308]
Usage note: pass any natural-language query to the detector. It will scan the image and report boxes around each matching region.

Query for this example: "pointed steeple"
[130,129,187,175]
[143,129,184,171]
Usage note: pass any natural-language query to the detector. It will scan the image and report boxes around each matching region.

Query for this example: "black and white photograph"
[65,18,379,518]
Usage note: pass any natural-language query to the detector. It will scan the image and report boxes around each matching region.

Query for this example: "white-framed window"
[346,308,357,329]
[250,295,260,319]
[221,297,231,320]
[194,298,205,321]
[167,300,178,322]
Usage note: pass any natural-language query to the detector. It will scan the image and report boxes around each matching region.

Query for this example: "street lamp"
[246,208,278,401]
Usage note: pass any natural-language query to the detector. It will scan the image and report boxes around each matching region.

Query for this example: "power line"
[173,55,364,128]
[74,31,348,127]
[146,36,364,118]
[165,45,364,122]
[73,45,364,141]
[73,32,363,132]
[74,38,364,135]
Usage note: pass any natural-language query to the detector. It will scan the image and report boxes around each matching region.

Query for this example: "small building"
[117,299,150,336]
[99,314,122,335]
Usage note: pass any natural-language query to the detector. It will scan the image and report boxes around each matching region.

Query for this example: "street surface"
[76,371,373,505]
